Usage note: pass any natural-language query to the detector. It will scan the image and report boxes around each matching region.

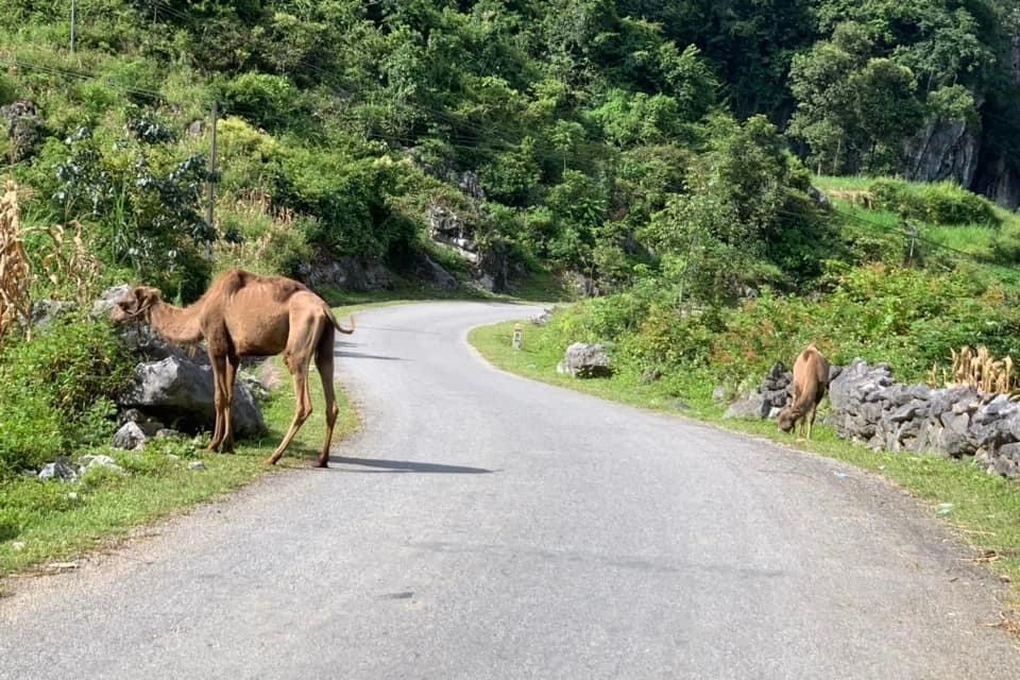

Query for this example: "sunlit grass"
[812,174,878,192]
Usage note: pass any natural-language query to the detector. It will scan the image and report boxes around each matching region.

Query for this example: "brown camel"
[111,269,355,467]
[777,342,831,440]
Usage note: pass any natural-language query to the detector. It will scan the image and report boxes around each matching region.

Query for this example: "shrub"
[870,178,1000,226]
[43,125,216,302]
[218,73,301,132]
[213,199,312,278]
[0,317,134,477]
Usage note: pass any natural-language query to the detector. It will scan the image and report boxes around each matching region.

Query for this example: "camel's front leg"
[208,354,228,452]
[219,355,240,453]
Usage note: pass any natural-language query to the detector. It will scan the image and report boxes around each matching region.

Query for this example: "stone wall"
[828,359,1020,479]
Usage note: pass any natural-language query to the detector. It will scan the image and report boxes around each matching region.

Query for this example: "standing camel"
[111,269,355,467]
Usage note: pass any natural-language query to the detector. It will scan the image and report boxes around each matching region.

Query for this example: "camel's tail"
[329,310,356,335]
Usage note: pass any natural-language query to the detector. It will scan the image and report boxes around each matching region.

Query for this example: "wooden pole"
[70,0,77,55]
[207,101,218,230]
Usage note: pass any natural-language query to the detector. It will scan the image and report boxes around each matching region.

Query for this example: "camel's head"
[776,406,800,433]
[110,286,162,324]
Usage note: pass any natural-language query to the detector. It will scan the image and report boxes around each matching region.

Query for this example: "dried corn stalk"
[41,220,102,304]
[0,179,31,342]
[937,345,1019,397]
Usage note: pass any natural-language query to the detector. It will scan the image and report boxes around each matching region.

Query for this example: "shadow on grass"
[236,423,323,464]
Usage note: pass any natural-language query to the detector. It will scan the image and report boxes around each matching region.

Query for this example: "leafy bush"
[218,73,301,132]
[275,150,419,259]
[0,317,134,477]
[213,203,313,278]
[870,179,1000,227]
[38,124,217,301]
[543,263,1020,400]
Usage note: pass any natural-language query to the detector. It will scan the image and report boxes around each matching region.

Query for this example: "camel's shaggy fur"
[111,269,355,467]
[777,343,831,440]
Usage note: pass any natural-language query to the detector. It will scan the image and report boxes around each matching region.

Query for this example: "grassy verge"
[0,303,365,583]
[469,320,1020,615]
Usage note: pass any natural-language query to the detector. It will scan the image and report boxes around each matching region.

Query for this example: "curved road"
[2,302,1020,679]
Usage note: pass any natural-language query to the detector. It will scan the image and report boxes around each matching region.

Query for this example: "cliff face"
[974,155,1020,211]
[904,119,1020,212]
[903,119,980,189]
[902,29,1020,211]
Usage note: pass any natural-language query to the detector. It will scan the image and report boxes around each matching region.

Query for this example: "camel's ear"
[118,286,160,318]
[134,286,161,312]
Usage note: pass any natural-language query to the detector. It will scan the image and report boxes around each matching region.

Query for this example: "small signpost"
[512,323,523,350]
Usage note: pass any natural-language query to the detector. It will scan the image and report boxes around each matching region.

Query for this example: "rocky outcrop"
[427,199,512,293]
[827,359,1020,479]
[557,342,613,378]
[118,356,265,437]
[904,118,979,188]
[562,271,600,298]
[297,250,394,293]
[724,362,795,420]
[429,201,478,262]
[411,251,458,290]
[29,299,77,331]
[0,101,42,162]
[974,154,1020,212]
[475,241,509,293]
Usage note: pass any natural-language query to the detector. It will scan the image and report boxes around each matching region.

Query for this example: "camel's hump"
[213,269,312,302]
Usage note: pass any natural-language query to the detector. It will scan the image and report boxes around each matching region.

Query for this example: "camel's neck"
[148,300,204,345]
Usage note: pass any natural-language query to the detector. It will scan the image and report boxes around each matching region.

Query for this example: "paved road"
[2,301,1020,679]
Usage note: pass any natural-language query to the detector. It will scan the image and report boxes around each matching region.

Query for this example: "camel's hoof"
[262,458,278,466]
[314,462,329,469]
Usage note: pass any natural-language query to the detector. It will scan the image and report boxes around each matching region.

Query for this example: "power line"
[829,202,1020,280]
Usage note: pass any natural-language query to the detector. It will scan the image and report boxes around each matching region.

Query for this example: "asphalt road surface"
[3,301,1020,679]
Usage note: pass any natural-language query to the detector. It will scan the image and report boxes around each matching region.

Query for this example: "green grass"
[926,224,998,258]
[813,174,879,192]
[0,303,366,582]
[470,319,1020,616]
[816,174,1020,276]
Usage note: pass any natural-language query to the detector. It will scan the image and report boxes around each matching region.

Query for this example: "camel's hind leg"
[314,324,339,468]
[265,318,318,466]
[806,402,819,440]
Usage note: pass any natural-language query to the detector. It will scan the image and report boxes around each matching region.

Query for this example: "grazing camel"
[777,342,831,440]
[111,269,355,467]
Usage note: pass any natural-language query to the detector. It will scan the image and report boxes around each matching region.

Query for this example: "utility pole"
[207,101,218,230]
[904,221,919,266]
[70,0,77,55]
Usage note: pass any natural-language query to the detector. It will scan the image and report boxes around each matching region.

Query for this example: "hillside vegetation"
[3,1,1020,471]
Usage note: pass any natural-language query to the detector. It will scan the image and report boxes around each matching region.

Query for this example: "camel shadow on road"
[333,349,405,361]
[333,339,405,362]
[329,456,495,474]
